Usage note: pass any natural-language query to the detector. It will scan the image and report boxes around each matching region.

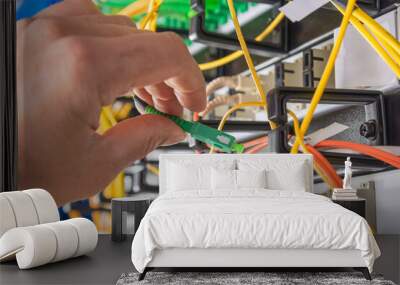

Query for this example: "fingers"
[134,88,154,106]
[144,83,183,116]
[29,18,139,43]
[95,32,206,112]
[96,114,186,174]
[74,14,136,28]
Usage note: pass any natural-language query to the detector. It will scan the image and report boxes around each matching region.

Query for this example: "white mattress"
[131,190,380,273]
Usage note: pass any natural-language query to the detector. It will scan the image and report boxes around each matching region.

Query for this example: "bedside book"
[332,188,358,200]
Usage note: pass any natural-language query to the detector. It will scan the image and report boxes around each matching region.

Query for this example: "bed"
[131,154,380,280]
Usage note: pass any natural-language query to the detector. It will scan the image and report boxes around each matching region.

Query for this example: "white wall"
[314,169,400,234]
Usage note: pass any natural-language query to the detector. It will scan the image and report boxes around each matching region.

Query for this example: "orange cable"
[305,144,342,188]
[315,140,400,169]
[245,143,268,154]
[243,136,268,149]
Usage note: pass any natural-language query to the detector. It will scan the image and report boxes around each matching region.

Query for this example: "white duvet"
[131,190,380,273]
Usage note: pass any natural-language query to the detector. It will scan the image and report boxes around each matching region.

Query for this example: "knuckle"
[161,32,188,71]
[163,32,185,49]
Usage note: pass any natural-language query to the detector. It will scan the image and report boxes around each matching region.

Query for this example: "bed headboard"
[159,154,313,194]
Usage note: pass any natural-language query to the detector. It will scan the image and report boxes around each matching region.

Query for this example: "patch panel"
[303,46,335,88]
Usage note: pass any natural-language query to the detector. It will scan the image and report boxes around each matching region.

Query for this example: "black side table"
[332,198,366,218]
[112,192,158,242]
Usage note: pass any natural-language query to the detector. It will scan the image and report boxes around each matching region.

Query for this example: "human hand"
[17,0,206,205]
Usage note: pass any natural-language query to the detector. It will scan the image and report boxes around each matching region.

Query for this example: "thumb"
[95,114,186,175]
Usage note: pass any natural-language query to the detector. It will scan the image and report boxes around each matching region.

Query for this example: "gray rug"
[117,272,396,285]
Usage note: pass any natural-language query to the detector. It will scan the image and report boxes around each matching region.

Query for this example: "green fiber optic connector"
[134,97,244,154]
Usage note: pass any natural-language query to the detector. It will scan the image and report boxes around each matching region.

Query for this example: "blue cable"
[17,0,63,20]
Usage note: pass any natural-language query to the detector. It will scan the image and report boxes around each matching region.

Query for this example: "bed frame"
[139,154,371,281]
[139,248,371,280]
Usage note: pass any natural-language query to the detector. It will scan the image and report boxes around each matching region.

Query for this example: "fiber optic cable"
[200,94,242,118]
[198,12,285,71]
[350,4,400,55]
[373,30,400,65]
[291,0,357,154]
[209,101,265,153]
[288,110,339,189]
[305,145,342,188]
[118,0,160,17]
[139,0,162,31]
[146,163,160,175]
[226,0,266,105]
[331,1,400,78]
[226,0,277,130]
[133,96,244,153]
[115,103,133,121]
[330,0,400,56]
[242,136,268,149]
[102,106,117,126]
[315,140,400,169]
[245,142,268,154]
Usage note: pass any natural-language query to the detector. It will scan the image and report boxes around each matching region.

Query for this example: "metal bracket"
[266,87,389,170]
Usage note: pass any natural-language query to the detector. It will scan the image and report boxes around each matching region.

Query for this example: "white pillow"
[167,159,236,192]
[236,169,267,189]
[211,168,236,190]
[267,165,307,191]
[238,159,308,191]
[167,162,209,191]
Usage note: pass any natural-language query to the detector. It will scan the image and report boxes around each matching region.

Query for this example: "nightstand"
[332,198,366,218]
[111,192,158,242]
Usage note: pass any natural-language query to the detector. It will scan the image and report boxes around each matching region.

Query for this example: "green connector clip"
[134,97,244,153]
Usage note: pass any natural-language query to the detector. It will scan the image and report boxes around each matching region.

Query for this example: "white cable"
[206,76,239,98]
[23,189,60,224]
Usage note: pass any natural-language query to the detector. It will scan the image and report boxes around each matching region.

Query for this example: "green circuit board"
[94,0,255,32]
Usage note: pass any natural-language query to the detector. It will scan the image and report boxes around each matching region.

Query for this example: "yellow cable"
[118,0,160,17]
[199,12,285,71]
[146,163,160,175]
[331,1,400,77]
[209,101,264,153]
[142,0,160,31]
[291,0,357,154]
[150,12,158,31]
[115,103,133,121]
[226,0,276,130]
[350,5,400,55]
[288,110,335,188]
[373,30,400,65]
[288,110,306,154]
[138,2,161,30]
[102,106,117,126]
[199,51,243,71]
[254,12,285,42]
[97,111,112,134]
